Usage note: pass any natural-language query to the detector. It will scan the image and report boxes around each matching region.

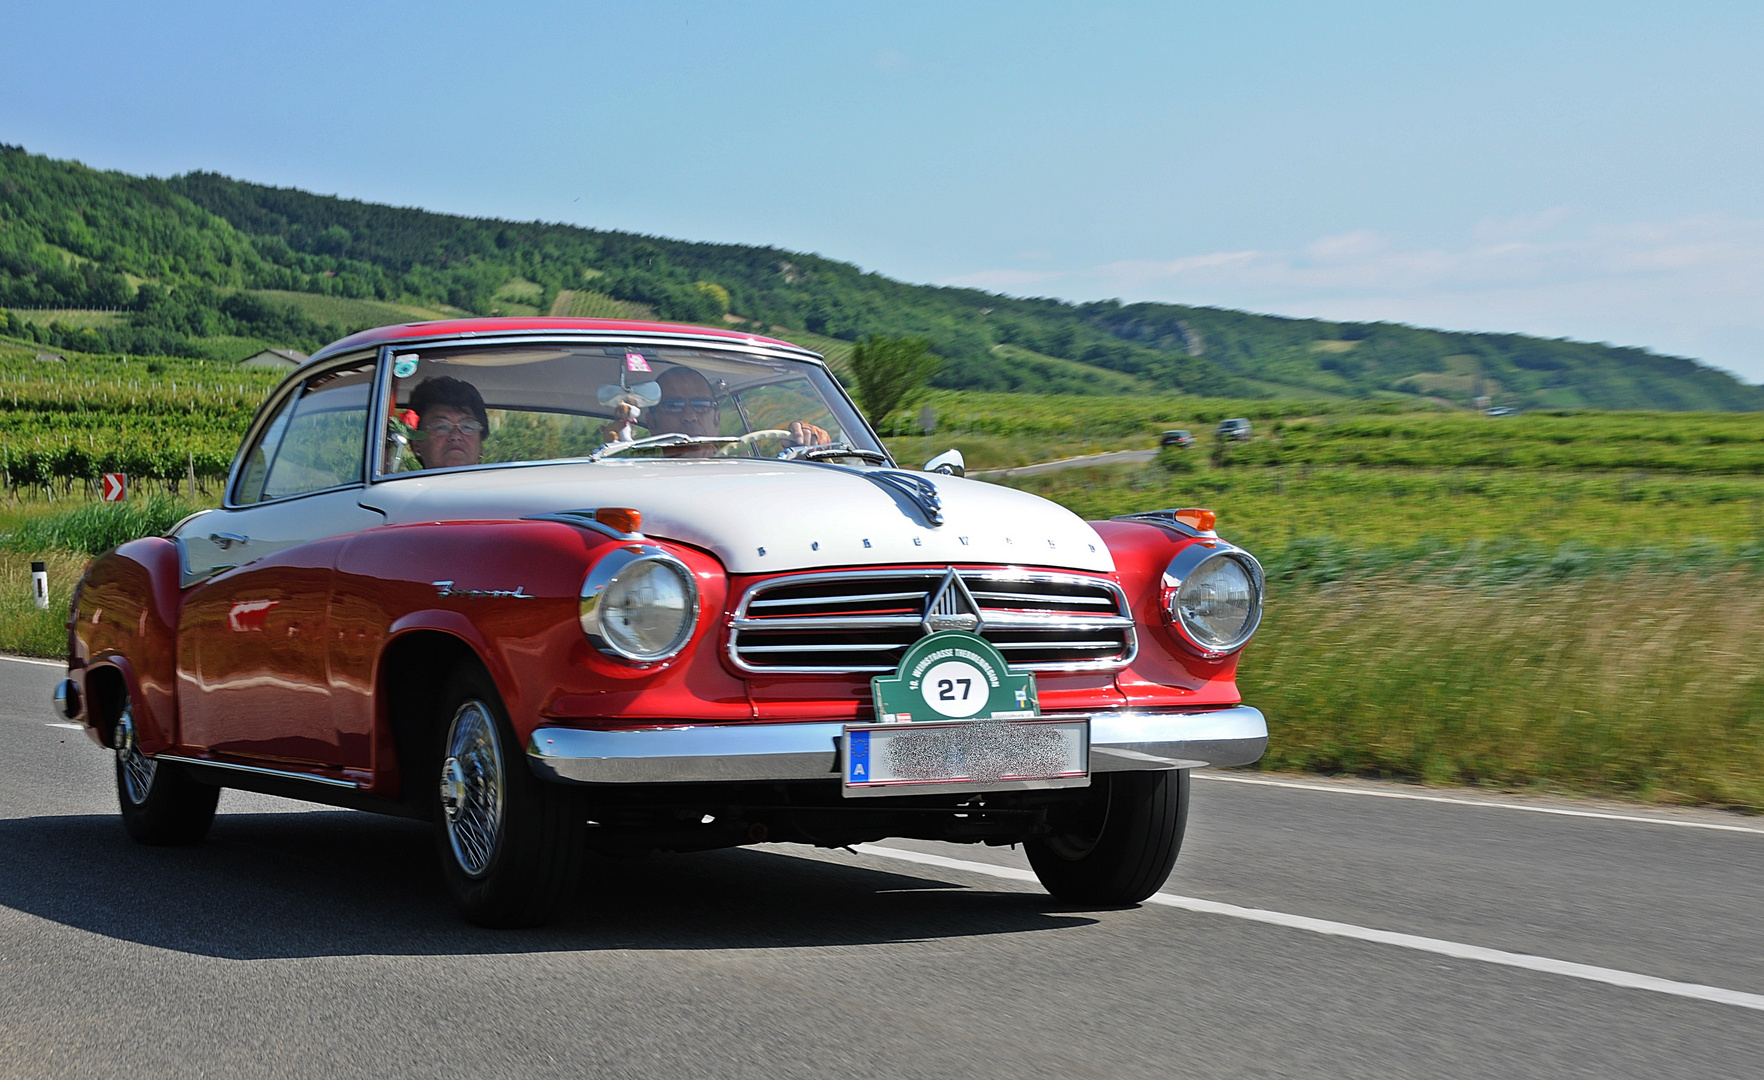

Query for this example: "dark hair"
[408,376,488,431]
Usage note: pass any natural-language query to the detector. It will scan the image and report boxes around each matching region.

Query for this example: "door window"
[236,364,375,504]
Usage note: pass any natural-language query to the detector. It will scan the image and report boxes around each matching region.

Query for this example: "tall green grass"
[0,495,203,556]
[1245,572,1764,809]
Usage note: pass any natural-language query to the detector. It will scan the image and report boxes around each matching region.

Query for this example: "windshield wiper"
[591,433,740,460]
[781,442,892,464]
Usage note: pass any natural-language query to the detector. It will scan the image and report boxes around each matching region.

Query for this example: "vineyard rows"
[0,352,273,486]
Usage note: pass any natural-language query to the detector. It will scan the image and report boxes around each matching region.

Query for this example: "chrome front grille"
[729,568,1136,674]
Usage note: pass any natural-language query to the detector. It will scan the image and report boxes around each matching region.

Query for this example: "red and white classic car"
[54,319,1266,926]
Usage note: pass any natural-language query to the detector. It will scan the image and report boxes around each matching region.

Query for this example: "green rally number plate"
[869,630,1038,723]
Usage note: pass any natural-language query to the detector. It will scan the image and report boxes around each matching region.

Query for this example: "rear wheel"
[115,695,218,846]
[1026,769,1188,905]
[431,667,587,928]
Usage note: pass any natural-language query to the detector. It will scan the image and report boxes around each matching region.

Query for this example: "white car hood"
[358,459,1114,574]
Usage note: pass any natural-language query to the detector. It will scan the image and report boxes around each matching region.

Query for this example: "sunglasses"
[651,398,718,413]
[421,420,484,437]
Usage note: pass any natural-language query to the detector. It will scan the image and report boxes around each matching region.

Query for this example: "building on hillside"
[240,348,309,369]
[34,352,64,363]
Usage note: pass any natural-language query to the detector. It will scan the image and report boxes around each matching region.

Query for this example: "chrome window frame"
[727,566,1137,675]
[222,350,383,511]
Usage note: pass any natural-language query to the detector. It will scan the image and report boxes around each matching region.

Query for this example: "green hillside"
[2,144,1759,410]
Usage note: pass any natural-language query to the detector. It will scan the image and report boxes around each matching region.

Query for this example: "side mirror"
[924,449,965,477]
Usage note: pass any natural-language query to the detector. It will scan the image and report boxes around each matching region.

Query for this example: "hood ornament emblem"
[869,470,943,526]
[923,567,983,634]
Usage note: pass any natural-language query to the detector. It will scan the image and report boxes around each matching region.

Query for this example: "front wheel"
[431,668,587,928]
[115,696,218,846]
[1026,770,1189,905]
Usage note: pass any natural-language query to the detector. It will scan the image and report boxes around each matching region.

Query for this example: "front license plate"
[840,717,1090,798]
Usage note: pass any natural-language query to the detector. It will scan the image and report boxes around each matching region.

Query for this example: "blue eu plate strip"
[847,729,870,783]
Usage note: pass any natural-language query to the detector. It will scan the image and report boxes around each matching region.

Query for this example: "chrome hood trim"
[359,459,1114,574]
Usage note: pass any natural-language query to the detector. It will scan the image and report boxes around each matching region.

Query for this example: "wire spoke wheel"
[111,682,218,846]
[114,702,157,805]
[439,700,505,879]
[429,668,587,927]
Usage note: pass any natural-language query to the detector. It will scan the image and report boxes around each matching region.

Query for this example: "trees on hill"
[0,146,1759,410]
[848,336,942,427]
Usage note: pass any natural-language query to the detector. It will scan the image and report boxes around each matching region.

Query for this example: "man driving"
[407,376,488,469]
[607,366,831,457]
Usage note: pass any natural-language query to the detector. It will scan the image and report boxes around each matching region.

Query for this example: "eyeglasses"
[421,420,483,437]
[651,398,718,414]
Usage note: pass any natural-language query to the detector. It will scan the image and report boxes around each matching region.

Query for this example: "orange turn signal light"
[594,507,643,534]
[1175,508,1216,533]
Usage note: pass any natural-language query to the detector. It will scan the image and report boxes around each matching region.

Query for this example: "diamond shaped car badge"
[923,567,984,634]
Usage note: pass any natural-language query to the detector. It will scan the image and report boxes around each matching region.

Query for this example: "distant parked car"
[1159,429,1195,448]
[1485,407,1517,417]
[1216,418,1252,442]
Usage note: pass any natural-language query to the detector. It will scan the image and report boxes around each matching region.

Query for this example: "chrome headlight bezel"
[1161,542,1264,659]
[579,545,700,663]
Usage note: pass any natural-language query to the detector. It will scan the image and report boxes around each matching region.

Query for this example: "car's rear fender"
[69,537,184,752]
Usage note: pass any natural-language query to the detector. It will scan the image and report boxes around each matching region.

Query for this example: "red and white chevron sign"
[100,473,127,502]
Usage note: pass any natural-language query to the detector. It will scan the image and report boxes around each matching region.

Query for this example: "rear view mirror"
[597,381,661,407]
[924,449,965,477]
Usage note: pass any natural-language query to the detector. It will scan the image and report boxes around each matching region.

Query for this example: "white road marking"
[1,655,63,668]
[1195,772,1764,836]
[46,722,84,730]
[851,844,1764,1014]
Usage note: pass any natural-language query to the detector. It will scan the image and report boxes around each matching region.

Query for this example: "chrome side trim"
[525,705,1267,785]
[151,753,363,789]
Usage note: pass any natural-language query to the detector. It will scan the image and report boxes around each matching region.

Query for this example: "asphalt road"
[2,656,1760,1079]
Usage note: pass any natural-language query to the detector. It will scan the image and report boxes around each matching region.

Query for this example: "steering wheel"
[729,428,794,453]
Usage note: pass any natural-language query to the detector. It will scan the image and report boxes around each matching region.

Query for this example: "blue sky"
[5,1,1762,381]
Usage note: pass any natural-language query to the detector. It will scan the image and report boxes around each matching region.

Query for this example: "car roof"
[307,318,822,367]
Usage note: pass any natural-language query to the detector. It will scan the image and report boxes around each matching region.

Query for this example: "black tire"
[115,695,218,846]
[430,666,587,928]
[1026,769,1189,905]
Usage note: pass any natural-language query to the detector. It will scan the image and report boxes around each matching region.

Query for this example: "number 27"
[937,678,972,701]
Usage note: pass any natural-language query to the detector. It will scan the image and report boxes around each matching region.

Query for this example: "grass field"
[553,289,655,320]
[12,309,127,332]
[243,290,459,328]
[1245,570,1764,808]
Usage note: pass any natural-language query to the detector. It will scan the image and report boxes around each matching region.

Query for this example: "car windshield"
[376,340,883,475]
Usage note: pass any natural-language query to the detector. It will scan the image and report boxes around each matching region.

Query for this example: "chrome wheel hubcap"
[114,704,156,805]
[440,701,503,879]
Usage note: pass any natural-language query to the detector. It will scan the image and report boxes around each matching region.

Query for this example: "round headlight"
[1163,546,1263,656]
[580,547,699,662]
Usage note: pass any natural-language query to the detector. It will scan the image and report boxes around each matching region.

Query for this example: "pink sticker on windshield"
[625,352,651,372]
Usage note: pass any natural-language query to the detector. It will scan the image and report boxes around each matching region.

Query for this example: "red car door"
[175,363,383,773]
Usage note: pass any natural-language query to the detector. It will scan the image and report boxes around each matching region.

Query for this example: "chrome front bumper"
[526,706,1266,785]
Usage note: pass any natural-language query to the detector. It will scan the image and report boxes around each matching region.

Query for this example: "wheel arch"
[376,625,499,814]
[80,661,133,749]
